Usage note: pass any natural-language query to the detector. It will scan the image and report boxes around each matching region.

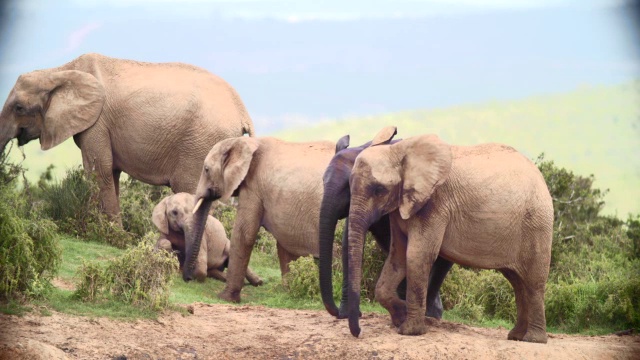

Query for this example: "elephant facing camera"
[151,192,262,286]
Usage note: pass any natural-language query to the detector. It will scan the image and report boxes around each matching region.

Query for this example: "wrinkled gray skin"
[346,128,553,343]
[152,192,262,285]
[0,53,255,223]
[319,135,453,319]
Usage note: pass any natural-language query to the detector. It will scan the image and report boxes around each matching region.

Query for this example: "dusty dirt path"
[1,303,639,359]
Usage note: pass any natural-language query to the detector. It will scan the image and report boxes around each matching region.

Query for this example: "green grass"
[2,235,629,335]
[11,236,385,319]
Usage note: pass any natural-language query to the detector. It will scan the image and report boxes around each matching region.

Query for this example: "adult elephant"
[346,127,553,343]
[318,133,453,319]
[0,53,255,221]
[186,136,336,303]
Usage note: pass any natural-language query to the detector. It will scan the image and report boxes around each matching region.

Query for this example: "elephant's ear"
[221,137,259,202]
[152,197,170,234]
[335,135,350,154]
[394,134,452,220]
[40,70,105,150]
[371,126,397,146]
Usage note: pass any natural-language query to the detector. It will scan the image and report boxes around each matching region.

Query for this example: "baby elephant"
[152,192,263,286]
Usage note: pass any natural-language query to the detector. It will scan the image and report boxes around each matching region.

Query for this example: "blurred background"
[0,0,638,215]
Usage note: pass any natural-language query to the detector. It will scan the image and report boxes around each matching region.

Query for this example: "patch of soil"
[1,303,638,359]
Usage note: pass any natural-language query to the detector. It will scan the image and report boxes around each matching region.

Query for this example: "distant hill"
[274,82,640,216]
[6,82,639,216]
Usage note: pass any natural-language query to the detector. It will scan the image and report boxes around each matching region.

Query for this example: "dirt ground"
[1,302,639,360]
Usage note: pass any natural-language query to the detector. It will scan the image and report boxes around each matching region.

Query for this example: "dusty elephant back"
[435,143,553,268]
[58,53,254,192]
[249,137,337,257]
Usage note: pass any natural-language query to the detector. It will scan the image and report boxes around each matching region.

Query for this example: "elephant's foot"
[389,301,407,327]
[521,328,548,344]
[507,326,527,341]
[218,288,242,303]
[249,277,263,287]
[398,316,427,336]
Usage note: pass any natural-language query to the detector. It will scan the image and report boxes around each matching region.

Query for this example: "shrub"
[34,167,150,248]
[0,152,61,300]
[74,233,179,310]
[440,266,515,323]
[284,255,343,301]
[119,177,171,238]
[284,219,386,302]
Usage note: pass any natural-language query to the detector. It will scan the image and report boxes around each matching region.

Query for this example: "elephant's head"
[0,70,105,153]
[152,192,197,235]
[184,136,258,282]
[153,192,211,281]
[346,127,452,337]
[319,129,401,318]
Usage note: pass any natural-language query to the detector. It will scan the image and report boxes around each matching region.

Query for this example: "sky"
[0,0,638,132]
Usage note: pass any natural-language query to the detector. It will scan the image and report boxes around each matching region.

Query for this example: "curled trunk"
[183,199,212,281]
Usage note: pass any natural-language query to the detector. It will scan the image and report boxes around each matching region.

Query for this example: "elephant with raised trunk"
[152,192,262,285]
[0,53,255,222]
[186,136,337,303]
[346,127,553,343]
[318,133,453,319]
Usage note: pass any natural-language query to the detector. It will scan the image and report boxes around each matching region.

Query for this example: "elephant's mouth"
[16,127,31,146]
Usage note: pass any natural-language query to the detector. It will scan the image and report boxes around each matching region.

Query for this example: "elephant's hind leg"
[276,243,299,277]
[501,267,548,344]
[522,276,548,343]
[500,268,528,341]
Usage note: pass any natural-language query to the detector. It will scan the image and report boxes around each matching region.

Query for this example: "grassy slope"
[7,82,639,215]
[48,236,386,319]
[274,82,640,216]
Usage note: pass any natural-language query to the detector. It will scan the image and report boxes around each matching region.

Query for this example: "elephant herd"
[0,54,553,344]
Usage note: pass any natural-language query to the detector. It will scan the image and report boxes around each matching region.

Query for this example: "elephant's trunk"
[347,205,371,338]
[183,199,212,282]
[318,192,344,318]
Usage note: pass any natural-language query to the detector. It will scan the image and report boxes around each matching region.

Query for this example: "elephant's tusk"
[192,198,203,214]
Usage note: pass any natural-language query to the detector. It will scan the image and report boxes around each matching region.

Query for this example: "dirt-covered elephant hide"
[0,53,255,223]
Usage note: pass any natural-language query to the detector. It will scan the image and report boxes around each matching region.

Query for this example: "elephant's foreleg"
[245,267,263,287]
[398,224,445,336]
[218,197,263,303]
[375,225,408,328]
[81,146,121,225]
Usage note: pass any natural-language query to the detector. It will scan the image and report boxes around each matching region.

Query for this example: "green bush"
[33,167,139,248]
[0,152,61,300]
[284,219,386,302]
[440,266,515,323]
[119,177,171,238]
[74,233,179,310]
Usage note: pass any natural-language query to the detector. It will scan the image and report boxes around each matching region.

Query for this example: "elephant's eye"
[171,209,178,216]
[14,103,25,115]
[372,184,388,197]
[204,166,209,174]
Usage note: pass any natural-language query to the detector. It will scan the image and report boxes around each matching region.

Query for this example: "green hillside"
[6,82,640,216]
[274,82,640,216]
